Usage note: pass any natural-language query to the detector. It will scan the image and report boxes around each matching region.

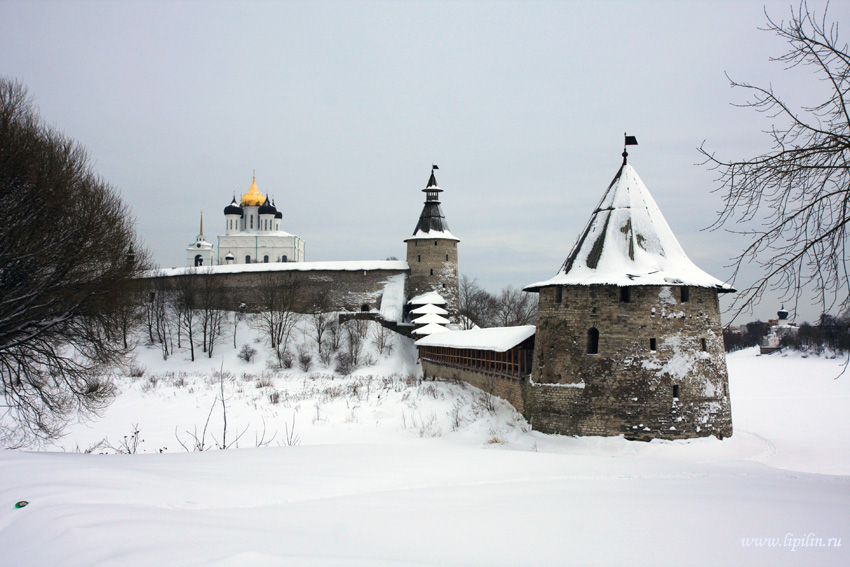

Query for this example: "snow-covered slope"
[0,321,847,566]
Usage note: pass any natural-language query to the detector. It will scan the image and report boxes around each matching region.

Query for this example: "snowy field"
[1,319,848,566]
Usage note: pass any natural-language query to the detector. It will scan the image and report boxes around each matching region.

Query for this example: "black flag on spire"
[622,134,638,164]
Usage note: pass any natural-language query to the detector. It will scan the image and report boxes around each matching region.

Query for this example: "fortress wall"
[421,360,525,412]
[145,267,409,314]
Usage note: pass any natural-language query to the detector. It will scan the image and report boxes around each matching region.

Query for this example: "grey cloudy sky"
[2,0,846,324]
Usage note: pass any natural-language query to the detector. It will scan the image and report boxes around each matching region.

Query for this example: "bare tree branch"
[699,1,850,321]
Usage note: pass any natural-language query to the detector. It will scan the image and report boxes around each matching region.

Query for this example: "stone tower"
[405,167,460,318]
[524,149,734,440]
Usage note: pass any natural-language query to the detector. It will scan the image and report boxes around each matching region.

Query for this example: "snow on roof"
[412,312,451,325]
[408,291,447,305]
[404,229,460,242]
[410,304,449,315]
[147,260,409,278]
[415,325,536,352]
[411,323,450,335]
[524,163,734,293]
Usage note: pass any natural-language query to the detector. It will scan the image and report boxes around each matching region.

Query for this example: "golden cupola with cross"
[240,174,266,207]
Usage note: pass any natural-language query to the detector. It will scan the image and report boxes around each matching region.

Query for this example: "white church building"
[186,174,306,266]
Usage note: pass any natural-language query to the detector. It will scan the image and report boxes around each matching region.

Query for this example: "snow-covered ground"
[1,319,848,566]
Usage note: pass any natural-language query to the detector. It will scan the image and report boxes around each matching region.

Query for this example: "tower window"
[250,216,253,229]
[620,287,631,303]
[649,338,657,351]
[701,338,707,352]
[681,286,690,303]
[418,255,421,262]
[263,255,269,263]
[555,286,563,304]
[282,255,288,262]
[673,385,680,399]
[434,241,438,246]
[430,268,434,276]
[587,328,599,354]
[245,255,251,264]
[446,254,449,261]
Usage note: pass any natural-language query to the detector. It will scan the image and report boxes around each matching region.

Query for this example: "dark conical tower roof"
[408,168,459,241]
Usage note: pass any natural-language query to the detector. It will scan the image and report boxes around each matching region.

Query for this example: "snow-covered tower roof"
[408,167,459,241]
[525,156,734,292]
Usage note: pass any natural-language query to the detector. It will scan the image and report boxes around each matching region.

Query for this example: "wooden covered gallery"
[415,325,536,379]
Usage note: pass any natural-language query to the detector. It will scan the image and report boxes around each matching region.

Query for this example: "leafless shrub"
[335,352,354,376]
[238,343,257,363]
[128,363,146,378]
[298,344,313,371]
[282,413,300,446]
[255,375,274,389]
[371,324,394,356]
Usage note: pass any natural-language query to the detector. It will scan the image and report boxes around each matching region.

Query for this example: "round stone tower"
[404,167,460,318]
[524,146,734,441]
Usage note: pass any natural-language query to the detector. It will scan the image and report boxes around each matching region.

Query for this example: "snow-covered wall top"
[147,260,410,278]
[416,325,536,352]
[525,163,734,292]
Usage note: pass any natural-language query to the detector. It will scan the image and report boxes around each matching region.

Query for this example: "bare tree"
[699,2,850,319]
[197,269,226,358]
[307,290,333,360]
[495,286,537,327]
[458,275,499,329]
[254,273,301,366]
[172,273,197,362]
[144,278,173,360]
[0,78,148,446]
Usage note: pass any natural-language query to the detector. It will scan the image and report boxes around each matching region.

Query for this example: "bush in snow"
[238,344,257,363]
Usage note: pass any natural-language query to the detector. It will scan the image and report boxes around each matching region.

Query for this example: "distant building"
[760,305,798,354]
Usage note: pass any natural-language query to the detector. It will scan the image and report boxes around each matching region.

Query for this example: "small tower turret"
[404,166,460,318]
[186,211,214,267]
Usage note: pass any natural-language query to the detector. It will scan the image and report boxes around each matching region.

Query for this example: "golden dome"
[240,174,266,207]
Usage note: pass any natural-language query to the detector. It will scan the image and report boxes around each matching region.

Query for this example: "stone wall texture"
[421,360,525,412]
[146,268,409,314]
[405,238,459,316]
[529,284,732,440]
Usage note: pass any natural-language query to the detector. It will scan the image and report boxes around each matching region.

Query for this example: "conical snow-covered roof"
[406,169,459,241]
[525,162,734,292]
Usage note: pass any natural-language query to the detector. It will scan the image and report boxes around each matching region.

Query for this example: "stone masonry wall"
[405,238,459,316]
[145,268,409,314]
[529,284,733,440]
[421,359,525,412]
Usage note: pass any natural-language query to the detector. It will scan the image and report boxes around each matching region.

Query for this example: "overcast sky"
[3,0,846,324]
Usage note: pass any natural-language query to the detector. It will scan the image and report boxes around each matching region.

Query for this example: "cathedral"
[186,174,306,267]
